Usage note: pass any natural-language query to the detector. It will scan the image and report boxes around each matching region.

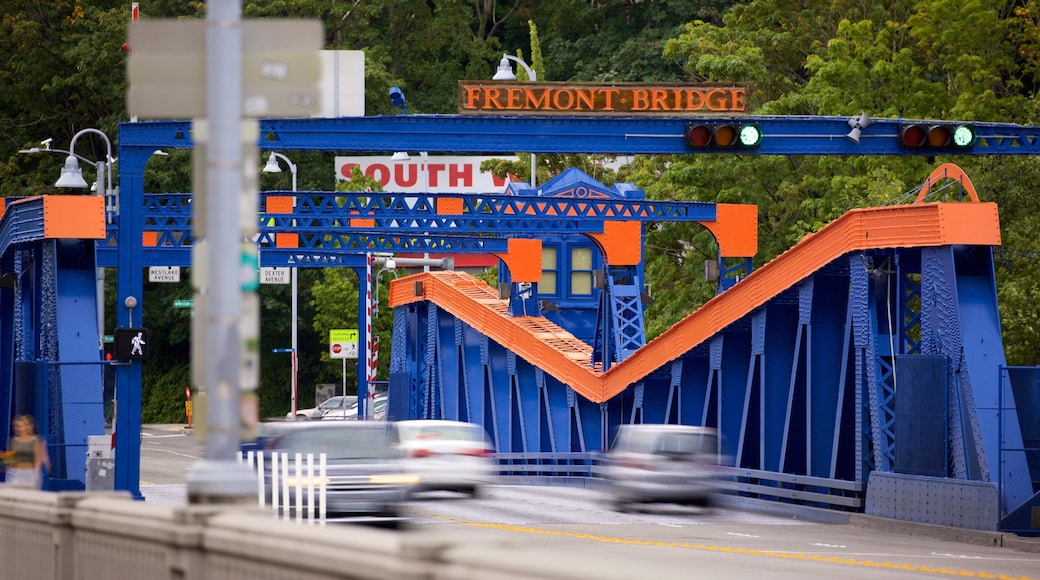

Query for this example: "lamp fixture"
[493,56,516,81]
[262,152,283,174]
[492,54,537,82]
[390,151,410,161]
[55,154,89,188]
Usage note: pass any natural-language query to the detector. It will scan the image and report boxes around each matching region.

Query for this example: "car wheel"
[610,496,631,513]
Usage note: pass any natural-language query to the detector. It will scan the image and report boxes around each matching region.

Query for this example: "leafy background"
[2,0,1039,421]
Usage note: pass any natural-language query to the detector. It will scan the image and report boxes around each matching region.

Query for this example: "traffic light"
[685,122,762,150]
[898,123,976,151]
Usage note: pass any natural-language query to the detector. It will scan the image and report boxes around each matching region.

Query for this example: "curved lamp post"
[23,129,115,353]
[492,54,538,187]
[261,151,299,419]
[55,128,114,200]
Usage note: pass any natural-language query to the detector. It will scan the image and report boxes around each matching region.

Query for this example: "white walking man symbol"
[130,331,146,356]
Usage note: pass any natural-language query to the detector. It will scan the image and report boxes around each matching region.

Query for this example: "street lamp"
[261,152,300,420]
[492,54,538,187]
[54,128,114,201]
[23,129,115,353]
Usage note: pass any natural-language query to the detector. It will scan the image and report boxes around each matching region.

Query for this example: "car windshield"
[276,426,397,460]
[399,423,485,442]
[318,397,344,410]
[618,429,717,457]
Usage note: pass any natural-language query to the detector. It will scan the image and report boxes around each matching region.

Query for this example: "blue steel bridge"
[0,115,1038,535]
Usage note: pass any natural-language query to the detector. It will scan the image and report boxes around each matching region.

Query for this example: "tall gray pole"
[187,0,257,503]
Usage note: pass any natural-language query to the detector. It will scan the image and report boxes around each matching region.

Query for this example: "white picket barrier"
[237,451,327,524]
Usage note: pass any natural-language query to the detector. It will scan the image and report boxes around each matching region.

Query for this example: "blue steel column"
[850,254,878,478]
[113,145,148,498]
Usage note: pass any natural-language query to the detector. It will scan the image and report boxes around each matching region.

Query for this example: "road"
[140,425,1040,579]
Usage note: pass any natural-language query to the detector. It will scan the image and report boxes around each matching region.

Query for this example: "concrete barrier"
[1,487,627,580]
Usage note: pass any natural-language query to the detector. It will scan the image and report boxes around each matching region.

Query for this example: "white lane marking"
[140,447,201,459]
[811,542,847,548]
[930,552,982,559]
[657,523,683,528]
[726,532,759,538]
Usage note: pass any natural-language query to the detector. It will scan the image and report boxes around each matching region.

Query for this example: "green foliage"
[6,0,1040,421]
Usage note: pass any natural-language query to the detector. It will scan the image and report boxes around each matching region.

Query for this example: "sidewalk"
[140,484,188,506]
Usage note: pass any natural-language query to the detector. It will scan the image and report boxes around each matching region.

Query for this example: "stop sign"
[332,344,342,354]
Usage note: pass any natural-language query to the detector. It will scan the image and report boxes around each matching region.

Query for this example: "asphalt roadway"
[139,424,1040,579]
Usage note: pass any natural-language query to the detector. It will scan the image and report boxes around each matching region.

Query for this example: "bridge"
[1,115,1038,535]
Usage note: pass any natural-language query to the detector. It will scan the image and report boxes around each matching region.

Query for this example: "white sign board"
[148,266,181,283]
[334,155,519,193]
[260,267,290,285]
[317,50,365,117]
[329,329,358,359]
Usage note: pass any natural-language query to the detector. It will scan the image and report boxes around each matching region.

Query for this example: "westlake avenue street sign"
[458,82,749,116]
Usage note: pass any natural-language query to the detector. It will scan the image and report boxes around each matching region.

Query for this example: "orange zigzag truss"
[389,198,1000,404]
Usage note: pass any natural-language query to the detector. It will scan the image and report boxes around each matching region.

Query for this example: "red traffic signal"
[685,122,762,149]
[898,123,976,150]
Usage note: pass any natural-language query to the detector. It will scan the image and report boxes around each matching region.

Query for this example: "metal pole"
[262,151,299,417]
[96,159,108,352]
[289,158,298,419]
[187,0,256,504]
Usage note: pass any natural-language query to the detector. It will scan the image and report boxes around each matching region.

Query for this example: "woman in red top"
[1,415,51,489]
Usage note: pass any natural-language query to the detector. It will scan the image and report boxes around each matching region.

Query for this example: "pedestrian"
[1,415,51,489]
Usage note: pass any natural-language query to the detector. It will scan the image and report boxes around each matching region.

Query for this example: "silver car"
[261,421,417,527]
[604,424,720,512]
[286,395,358,420]
[396,420,496,497]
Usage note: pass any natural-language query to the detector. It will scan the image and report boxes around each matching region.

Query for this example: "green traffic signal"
[898,123,975,150]
[684,122,762,150]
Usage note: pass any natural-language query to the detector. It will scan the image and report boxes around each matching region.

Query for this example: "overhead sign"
[329,329,358,359]
[148,266,181,283]
[334,155,518,193]
[260,267,290,285]
[127,19,323,119]
[458,82,748,116]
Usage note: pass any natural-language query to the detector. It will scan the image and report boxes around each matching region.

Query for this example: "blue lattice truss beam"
[95,191,718,268]
[119,116,1040,156]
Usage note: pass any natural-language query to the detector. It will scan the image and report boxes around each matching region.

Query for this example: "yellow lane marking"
[412,510,1036,580]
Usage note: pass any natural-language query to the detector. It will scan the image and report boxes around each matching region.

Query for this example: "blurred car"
[603,424,720,512]
[260,421,417,526]
[286,395,358,420]
[395,420,495,497]
[322,394,388,421]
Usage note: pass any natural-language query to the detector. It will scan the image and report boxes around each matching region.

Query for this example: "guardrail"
[492,452,864,510]
[235,450,865,514]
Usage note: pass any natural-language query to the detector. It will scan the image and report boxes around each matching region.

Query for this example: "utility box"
[86,435,114,491]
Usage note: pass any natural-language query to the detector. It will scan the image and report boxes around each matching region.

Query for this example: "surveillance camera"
[40,138,53,149]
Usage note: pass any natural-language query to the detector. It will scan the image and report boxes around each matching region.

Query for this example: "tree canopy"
[2,0,1039,421]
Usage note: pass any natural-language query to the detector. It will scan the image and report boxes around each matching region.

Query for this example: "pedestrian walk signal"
[898,123,976,150]
[113,327,149,360]
[685,122,762,150]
